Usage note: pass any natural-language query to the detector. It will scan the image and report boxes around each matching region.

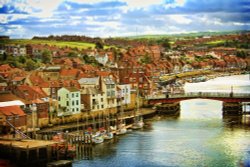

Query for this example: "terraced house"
[57,87,81,116]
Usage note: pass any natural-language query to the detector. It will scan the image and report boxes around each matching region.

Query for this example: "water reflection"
[73,75,250,167]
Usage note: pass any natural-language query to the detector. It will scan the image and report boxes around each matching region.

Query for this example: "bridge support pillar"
[156,102,180,115]
[222,102,243,116]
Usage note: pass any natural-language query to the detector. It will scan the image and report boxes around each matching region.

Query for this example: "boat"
[92,135,104,144]
[132,117,144,130]
[116,122,127,135]
[102,114,113,140]
[103,132,113,140]
[52,133,76,158]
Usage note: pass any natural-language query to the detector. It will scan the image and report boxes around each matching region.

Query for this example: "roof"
[81,87,101,95]
[0,105,26,116]
[78,77,99,85]
[0,100,25,107]
[0,92,27,103]
[16,85,48,100]
[12,76,26,82]
[43,66,61,71]
[64,87,80,92]
[60,69,79,77]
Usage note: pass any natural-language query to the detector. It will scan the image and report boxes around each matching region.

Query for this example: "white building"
[117,84,131,106]
[57,87,81,116]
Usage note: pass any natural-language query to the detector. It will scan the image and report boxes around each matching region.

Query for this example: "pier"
[0,139,63,167]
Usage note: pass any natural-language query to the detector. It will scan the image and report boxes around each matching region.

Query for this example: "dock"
[0,138,68,167]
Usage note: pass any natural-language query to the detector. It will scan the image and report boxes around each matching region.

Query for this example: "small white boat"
[92,135,104,144]
[132,119,144,130]
[103,132,113,140]
[116,123,127,135]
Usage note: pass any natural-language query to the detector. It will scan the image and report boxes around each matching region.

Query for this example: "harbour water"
[73,75,250,167]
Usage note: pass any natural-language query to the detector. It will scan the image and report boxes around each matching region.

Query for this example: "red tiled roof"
[96,71,110,77]
[60,69,79,77]
[0,106,26,116]
[16,85,48,100]
[0,64,12,72]
[0,92,27,103]
[12,76,26,82]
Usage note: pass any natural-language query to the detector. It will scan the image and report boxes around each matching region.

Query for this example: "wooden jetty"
[0,138,69,167]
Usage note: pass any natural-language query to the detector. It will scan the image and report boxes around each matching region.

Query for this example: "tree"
[140,54,152,64]
[42,49,52,64]
[18,56,27,64]
[68,51,78,57]
[161,38,171,50]
[2,52,8,61]
[95,41,104,49]
[25,59,37,71]
[236,50,247,59]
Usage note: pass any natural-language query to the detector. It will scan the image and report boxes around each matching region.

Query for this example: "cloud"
[0,0,249,38]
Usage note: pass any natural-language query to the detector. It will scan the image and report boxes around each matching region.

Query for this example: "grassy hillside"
[0,39,96,49]
[122,30,250,40]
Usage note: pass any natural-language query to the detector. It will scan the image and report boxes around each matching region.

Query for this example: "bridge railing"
[147,92,250,99]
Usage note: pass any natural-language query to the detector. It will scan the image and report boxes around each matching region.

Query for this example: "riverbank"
[37,108,155,135]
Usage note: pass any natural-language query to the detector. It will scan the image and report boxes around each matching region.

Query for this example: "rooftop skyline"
[0,0,250,38]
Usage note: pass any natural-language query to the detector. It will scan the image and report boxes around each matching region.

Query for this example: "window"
[76,108,79,111]
[101,105,104,108]
[66,94,69,98]
[97,105,99,109]
[76,93,79,97]
[76,100,79,105]
[72,101,74,106]
[92,94,95,97]
[92,106,95,109]
[72,93,74,98]
[66,101,69,106]
[58,96,61,101]
[72,108,75,112]
[101,98,103,102]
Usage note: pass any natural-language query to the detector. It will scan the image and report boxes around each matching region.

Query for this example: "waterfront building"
[57,87,81,116]
[0,100,27,136]
[78,77,106,112]
[117,84,131,106]
[102,77,117,109]
[14,85,49,128]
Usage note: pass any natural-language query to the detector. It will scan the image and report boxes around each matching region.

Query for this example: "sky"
[0,0,250,38]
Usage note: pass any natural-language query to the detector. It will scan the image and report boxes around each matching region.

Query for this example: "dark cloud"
[0,4,28,14]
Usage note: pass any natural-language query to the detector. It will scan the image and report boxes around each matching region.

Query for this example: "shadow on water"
[222,115,250,130]
[74,136,120,161]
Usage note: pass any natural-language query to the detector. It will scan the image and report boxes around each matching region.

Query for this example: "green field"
[0,39,97,49]
[205,40,226,45]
